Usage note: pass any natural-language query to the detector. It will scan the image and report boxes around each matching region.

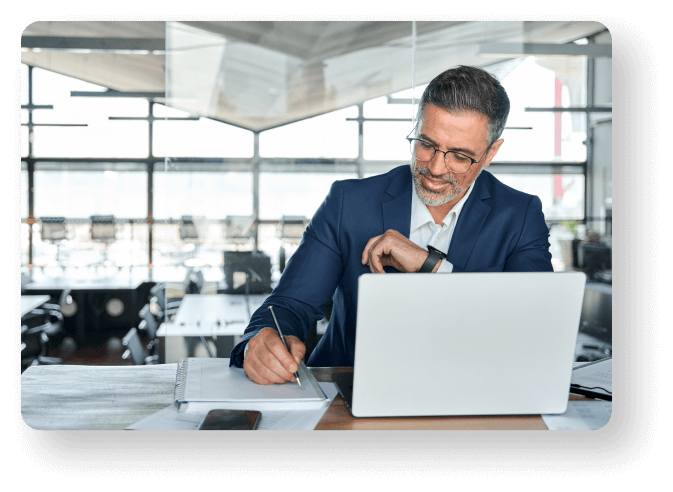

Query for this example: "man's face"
[411,104,503,207]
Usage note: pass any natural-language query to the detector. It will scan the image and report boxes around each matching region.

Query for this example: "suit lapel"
[381,168,412,238]
[447,172,492,272]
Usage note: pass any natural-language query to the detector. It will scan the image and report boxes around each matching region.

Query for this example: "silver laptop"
[333,272,586,417]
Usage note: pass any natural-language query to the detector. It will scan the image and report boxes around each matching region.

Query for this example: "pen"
[268,305,302,386]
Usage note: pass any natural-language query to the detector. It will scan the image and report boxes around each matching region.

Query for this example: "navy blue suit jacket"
[230,165,553,368]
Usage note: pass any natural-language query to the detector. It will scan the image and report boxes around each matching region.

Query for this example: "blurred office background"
[19,21,612,369]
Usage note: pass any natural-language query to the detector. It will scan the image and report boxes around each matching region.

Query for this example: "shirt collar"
[410,174,478,232]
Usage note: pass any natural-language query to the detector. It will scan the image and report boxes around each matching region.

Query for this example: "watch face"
[427,245,446,258]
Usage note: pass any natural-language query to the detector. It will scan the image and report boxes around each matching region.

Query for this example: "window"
[33,170,147,218]
[153,171,253,219]
[153,105,254,158]
[259,172,357,219]
[260,107,358,159]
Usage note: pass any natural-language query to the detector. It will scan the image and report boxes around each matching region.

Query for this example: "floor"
[45,334,225,367]
[47,336,133,366]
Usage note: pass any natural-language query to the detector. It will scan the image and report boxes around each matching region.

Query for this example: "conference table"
[20,364,589,430]
[21,295,51,317]
[156,294,268,362]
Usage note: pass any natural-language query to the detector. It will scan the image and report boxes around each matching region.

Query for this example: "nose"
[426,150,447,176]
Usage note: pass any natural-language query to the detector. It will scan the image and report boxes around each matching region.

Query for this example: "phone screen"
[197,410,262,430]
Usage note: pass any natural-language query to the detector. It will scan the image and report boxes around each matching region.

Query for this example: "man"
[230,65,553,385]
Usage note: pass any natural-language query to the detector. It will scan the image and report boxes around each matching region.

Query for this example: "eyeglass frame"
[406,135,492,175]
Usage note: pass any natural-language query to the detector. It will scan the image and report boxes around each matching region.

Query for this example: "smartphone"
[197,409,262,430]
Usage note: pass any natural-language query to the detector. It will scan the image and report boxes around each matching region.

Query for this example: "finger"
[243,343,286,385]
[361,235,380,265]
[244,355,287,385]
[243,358,274,385]
[246,329,296,382]
[265,334,299,375]
[253,340,297,382]
[368,236,387,273]
[286,336,306,365]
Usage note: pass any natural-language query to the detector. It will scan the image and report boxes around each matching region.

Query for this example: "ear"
[482,139,504,168]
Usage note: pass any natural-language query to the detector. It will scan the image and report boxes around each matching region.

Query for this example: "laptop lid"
[350,272,586,417]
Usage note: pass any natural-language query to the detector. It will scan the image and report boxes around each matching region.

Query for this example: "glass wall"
[21,21,608,278]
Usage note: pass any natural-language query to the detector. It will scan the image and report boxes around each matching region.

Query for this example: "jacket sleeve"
[229,181,346,367]
[503,195,554,272]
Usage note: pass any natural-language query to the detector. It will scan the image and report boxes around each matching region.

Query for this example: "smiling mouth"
[422,176,449,191]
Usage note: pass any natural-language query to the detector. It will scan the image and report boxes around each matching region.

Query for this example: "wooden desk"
[21,295,51,317]
[20,364,584,430]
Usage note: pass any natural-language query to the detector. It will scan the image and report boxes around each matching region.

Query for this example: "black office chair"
[149,282,182,321]
[21,304,65,360]
[121,328,159,365]
[193,270,205,294]
[138,303,160,357]
[21,320,63,372]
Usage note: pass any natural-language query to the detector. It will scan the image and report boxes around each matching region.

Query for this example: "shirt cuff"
[435,258,454,273]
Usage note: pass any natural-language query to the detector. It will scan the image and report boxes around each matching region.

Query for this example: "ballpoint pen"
[268,305,302,386]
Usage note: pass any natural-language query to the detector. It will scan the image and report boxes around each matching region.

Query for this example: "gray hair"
[416,65,510,144]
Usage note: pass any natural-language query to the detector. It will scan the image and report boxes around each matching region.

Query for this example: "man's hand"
[362,229,439,273]
[243,327,306,385]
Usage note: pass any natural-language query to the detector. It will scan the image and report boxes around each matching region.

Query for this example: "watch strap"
[419,245,447,273]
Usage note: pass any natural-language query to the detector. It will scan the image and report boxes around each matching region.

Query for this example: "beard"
[410,161,480,207]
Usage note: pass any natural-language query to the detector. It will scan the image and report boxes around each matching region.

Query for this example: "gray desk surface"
[20,295,51,317]
[21,364,580,430]
[24,276,144,291]
[23,265,225,288]
[21,364,178,430]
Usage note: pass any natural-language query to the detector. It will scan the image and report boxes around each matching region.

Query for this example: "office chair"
[223,215,255,250]
[91,215,116,267]
[21,319,63,372]
[121,328,159,365]
[40,216,68,267]
[179,215,199,242]
[22,303,65,359]
[138,303,160,357]
[184,268,217,295]
[179,215,200,259]
[149,282,182,321]
[278,215,308,273]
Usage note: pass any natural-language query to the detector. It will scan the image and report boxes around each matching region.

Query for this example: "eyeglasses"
[406,136,491,175]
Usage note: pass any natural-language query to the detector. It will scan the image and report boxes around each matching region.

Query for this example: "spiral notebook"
[174,357,329,411]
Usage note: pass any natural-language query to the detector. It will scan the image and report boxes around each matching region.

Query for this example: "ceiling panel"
[21,21,609,131]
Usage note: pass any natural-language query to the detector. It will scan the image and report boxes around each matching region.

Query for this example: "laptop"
[332,272,586,417]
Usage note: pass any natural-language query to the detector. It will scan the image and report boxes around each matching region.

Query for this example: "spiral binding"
[174,357,189,406]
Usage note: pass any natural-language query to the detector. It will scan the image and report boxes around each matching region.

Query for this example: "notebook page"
[182,358,326,403]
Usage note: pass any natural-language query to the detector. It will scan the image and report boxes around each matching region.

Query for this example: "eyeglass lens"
[410,140,473,174]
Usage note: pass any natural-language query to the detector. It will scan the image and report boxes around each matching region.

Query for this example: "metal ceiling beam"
[525,107,612,113]
[478,42,611,58]
[21,36,165,52]
[71,90,165,99]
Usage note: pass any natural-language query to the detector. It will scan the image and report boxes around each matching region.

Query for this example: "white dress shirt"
[409,179,476,273]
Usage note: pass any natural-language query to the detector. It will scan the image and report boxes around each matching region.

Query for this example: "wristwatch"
[418,245,447,273]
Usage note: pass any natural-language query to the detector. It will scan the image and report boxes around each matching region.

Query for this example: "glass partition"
[20,20,608,278]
